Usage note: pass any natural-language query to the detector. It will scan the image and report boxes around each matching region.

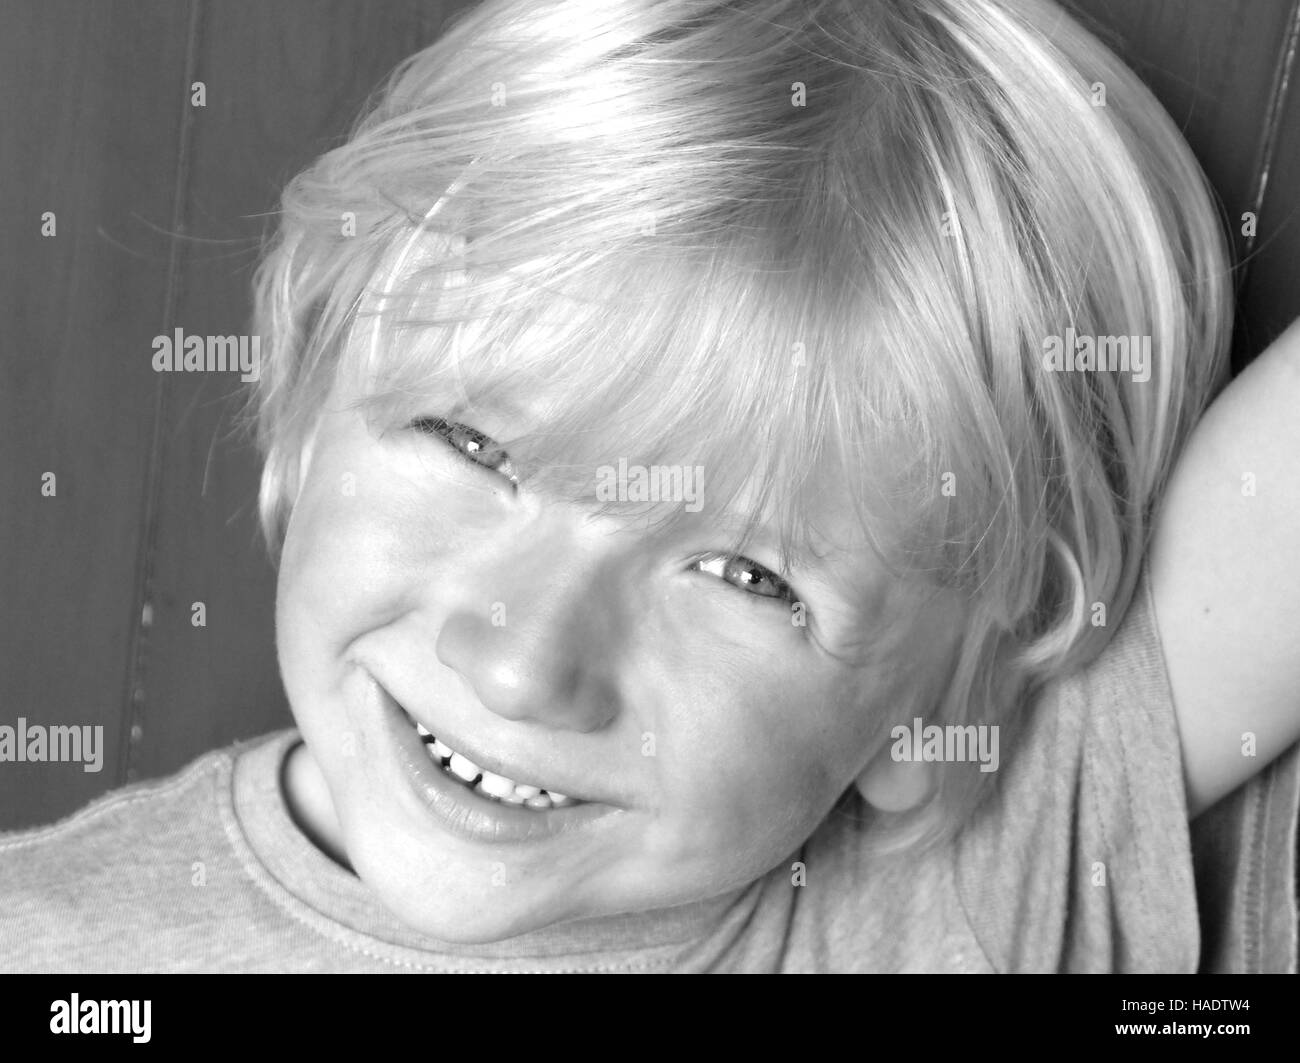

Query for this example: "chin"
[345,829,571,944]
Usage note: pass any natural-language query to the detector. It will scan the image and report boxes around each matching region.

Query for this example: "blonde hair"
[249,0,1232,851]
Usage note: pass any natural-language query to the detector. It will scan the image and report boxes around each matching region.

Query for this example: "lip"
[373,678,624,845]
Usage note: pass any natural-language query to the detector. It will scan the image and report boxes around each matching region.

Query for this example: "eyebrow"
[706,508,815,577]
[446,392,532,428]
[714,506,895,620]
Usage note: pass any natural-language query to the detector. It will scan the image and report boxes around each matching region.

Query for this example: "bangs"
[347,218,923,580]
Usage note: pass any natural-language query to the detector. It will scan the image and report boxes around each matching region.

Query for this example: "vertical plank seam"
[1240,0,1300,293]
[119,0,205,786]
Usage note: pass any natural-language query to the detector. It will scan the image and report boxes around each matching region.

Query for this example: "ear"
[853,746,935,812]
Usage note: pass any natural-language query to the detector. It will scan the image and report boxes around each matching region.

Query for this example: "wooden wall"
[2,0,1298,830]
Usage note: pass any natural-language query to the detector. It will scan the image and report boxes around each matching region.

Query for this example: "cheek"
[656,664,863,857]
[276,462,421,660]
[648,724,847,895]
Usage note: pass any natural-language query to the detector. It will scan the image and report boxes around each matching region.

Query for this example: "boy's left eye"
[694,552,798,607]
[410,416,519,487]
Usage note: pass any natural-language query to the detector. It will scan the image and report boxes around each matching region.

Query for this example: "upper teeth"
[415,720,574,809]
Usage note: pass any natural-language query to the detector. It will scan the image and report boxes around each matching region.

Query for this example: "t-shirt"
[2,563,1297,972]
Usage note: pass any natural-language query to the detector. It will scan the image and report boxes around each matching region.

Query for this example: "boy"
[3,0,1299,971]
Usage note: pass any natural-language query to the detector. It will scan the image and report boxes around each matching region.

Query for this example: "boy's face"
[276,371,956,943]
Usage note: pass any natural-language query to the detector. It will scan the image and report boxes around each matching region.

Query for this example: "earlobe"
[854,748,935,812]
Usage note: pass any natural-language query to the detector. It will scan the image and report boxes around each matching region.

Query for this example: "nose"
[434,525,624,733]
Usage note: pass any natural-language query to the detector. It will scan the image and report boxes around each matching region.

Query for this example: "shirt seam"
[0,754,220,853]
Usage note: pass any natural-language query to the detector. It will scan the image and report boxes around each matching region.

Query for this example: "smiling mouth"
[401,711,581,811]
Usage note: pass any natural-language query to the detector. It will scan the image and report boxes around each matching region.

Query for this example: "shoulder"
[0,736,274,971]
[1149,317,1300,814]
[952,573,1199,970]
[0,747,229,865]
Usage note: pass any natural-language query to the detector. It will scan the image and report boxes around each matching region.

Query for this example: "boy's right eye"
[409,416,519,488]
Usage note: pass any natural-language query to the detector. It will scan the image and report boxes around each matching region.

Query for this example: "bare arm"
[1150,317,1300,817]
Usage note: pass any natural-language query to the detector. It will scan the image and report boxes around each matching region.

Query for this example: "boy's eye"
[694,553,798,606]
[406,418,797,611]
[410,416,519,487]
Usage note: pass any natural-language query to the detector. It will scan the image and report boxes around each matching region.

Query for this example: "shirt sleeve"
[953,559,1201,972]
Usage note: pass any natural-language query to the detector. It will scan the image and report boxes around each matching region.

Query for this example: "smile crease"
[411,718,577,811]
